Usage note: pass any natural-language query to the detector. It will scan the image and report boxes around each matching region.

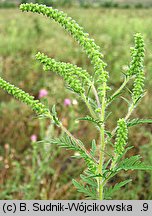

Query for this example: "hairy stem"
[47,113,98,163]
[92,84,101,108]
[105,102,135,144]
[82,94,98,119]
[106,103,135,180]
[107,76,130,106]
[60,124,98,164]
[98,82,107,200]
[125,103,135,120]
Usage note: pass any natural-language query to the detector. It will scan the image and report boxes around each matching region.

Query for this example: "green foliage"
[127,118,152,127]
[50,135,97,170]
[100,0,115,8]
[90,140,97,157]
[104,179,132,199]
[72,179,96,199]
[117,155,152,171]
[50,135,83,152]
[0,1,16,8]
[51,105,61,126]
[78,115,102,127]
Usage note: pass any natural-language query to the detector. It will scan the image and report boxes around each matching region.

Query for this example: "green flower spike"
[0,77,50,116]
[132,70,145,103]
[114,118,128,156]
[128,33,145,76]
[36,52,92,94]
[131,34,145,103]
[20,3,109,100]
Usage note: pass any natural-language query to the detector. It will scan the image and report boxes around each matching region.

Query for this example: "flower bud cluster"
[20,3,101,64]
[0,77,50,116]
[132,70,145,103]
[128,33,145,76]
[96,70,110,98]
[20,3,109,98]
[36,52,92,94]
[114,118,128,155]
[130,33,145,103]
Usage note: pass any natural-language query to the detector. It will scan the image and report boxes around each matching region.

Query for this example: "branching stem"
[107,76,130,106]
[82,94,98,119]
[98,82,107,200]
[60,124,98,164]
[105,102,135,182]
[92,84,101,108]
[47,113,98,163]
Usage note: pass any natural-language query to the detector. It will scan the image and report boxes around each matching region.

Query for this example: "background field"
[0,4,152,199]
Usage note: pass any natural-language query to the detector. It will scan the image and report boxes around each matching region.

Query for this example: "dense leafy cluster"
[114,118,128,155]
[36,52,92,94]
[0,77,50,116]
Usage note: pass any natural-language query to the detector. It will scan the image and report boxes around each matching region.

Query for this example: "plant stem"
[105,102,135,145]
[105,103,135,182]
[92,84,101,108]
[107,76,130,106]
[60,124,98,164]
[82,94,98,119]
[47,113,98,163]
[98,82,107,200]
[125,103,135,120]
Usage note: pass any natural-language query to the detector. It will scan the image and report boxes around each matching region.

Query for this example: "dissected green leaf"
[115,146,134,164]
[50,135,78,151]
[80,174,97,188]
[88,98,98,110]
[127,119,152,127]
[105,130,112,139]
[50,135,97,175]
[78,115,102,127]
[104,179,132,199]
[90,140,97,157]
[51,105,60,126]
[72,179,97,199]
[107,92,122,105]
[117,155,152,171]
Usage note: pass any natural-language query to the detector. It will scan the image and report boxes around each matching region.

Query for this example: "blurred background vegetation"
[0,0,152,199]
[1,0,152,8]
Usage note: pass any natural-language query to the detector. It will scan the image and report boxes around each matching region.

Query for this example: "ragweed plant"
[0,3,152,200]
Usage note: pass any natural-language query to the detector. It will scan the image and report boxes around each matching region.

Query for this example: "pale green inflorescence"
[20,3,109,100]
[127,33,145,76]
[0,77,50,116]
[36,52,92,94]
[114,118,128,156]
[130,33,145,103]
[132,70,145,103]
